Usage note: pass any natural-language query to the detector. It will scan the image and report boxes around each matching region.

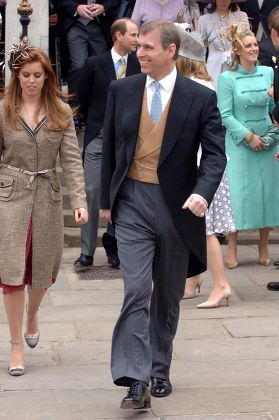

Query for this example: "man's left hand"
[182,194,207,218]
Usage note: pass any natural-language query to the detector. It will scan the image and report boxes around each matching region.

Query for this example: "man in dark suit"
[240,0,279,41]
[74,18,141,269]
[116,0,135,18]
[53,0,118,121]
[101,20,226,409]
[266,6,279,289]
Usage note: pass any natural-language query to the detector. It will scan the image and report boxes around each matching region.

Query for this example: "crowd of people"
[0,0,279,413]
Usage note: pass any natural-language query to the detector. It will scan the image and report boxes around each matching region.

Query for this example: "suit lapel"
[261,0,267,10]
[102,52,116,81]
[158,73,194,167]
[122,74,146,164]
[126,54,138,76]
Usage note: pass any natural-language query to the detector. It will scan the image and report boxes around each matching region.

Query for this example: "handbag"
[262,124,279,149]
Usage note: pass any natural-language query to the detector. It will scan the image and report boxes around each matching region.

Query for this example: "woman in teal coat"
[218,27,278,268]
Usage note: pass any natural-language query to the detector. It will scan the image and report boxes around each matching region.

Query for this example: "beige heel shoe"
[183,278,203,299]
[197,286,231,309]
[8,340,25,376]
[258,244,270,266]
[24,304,40,348]
[225,260,238,269]
[259,258,271,266]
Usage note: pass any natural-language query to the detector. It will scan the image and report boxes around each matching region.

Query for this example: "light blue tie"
[150,81,162,124]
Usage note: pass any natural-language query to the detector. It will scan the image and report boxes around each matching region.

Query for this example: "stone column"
[5,0,48,80]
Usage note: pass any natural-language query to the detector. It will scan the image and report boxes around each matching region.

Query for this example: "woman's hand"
[249,134,264,151]
[267,84,274,98]
[74,208,88,224]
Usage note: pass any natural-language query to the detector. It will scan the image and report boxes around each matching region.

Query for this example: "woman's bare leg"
[197,235,231,308]
[26,286,46,334]
[3,290,25,367]
[226,231,238,268]
[258,228,270,265]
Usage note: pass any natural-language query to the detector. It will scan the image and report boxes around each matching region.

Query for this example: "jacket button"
[0,181,4,186]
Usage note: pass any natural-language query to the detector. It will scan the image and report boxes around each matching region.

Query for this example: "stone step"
[64,227,106,248]
[63,209,107,228]
[64,226,279,249]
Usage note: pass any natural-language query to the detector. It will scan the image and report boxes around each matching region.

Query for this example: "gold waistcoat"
[127,88,171,184]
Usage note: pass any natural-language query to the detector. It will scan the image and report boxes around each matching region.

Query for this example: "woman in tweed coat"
[0,44,88,376]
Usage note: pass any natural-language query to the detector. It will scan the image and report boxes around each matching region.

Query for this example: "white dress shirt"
[111,47,128,69]
[145,66,177,114]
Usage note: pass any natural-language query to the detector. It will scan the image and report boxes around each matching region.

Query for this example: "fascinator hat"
[7,42,35,73]
[175,23,206,62]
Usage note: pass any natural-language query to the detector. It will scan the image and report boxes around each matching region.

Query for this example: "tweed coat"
[0,101,87,288]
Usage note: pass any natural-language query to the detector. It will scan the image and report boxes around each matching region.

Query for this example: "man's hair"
[140,20,180,60]
[268,6,279,33]
[111,18,137,42]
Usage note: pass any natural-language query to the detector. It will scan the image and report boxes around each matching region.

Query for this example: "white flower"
[272,56,277,64]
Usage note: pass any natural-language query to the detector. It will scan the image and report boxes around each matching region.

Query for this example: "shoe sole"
[150,389,172,398]
[120,401,151,409]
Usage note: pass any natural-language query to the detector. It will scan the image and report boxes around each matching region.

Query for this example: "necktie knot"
[154,80,160,92]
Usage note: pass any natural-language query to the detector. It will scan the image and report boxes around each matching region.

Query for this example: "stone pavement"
[1,243,279,420]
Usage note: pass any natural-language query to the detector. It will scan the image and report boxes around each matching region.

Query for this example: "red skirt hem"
[0,221,56,294]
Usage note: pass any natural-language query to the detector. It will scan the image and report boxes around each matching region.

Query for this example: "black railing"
[17,0,33,43]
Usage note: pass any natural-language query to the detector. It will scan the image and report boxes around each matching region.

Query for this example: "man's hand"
[74,208,88,224]
[103,209,112,224]
[49,13,58,27]
[275,152,279,161]
[77,4,94,20]
[182,194,207,218]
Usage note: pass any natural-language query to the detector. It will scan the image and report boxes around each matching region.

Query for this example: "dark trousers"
[66,21,107,98]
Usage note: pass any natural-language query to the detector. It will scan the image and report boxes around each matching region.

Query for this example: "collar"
[237,64,259,75]
[146,67,177,93]
[111,47,128,66]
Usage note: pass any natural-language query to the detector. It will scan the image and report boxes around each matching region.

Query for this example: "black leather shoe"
[102,232,120,269]
[120,382,151,409]
[216,233,226,245]
[107,254,120,269]
[150,377,172,398]
[273,260,279,266]
[74,254,93,268]
[267,281,279,291]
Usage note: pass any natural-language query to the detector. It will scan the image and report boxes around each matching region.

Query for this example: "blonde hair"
[229,25,257,70]
[176,55,212,81]
[4,46,73,130]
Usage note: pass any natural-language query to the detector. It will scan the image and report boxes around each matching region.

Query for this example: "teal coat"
[218,65,279,230]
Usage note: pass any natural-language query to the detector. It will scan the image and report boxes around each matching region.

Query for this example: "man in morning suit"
[101,20,226,409]
[240,0,279,41]
[266,7,279,288]
[74,18,141,269]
